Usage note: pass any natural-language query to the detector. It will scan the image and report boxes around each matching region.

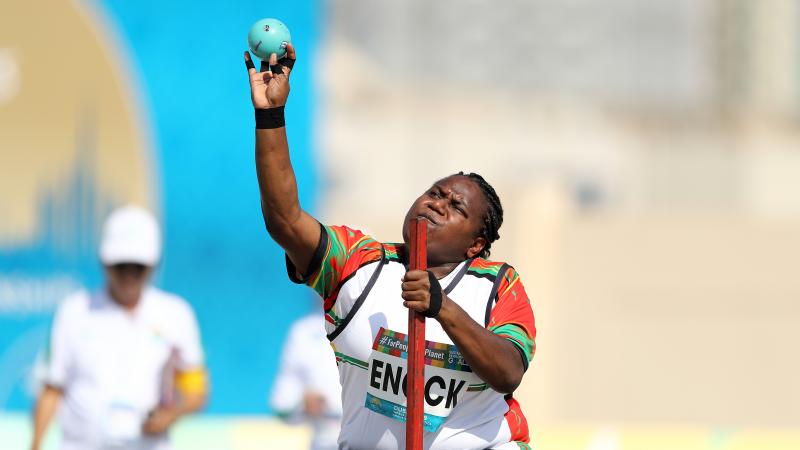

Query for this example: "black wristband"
[255,106,285,129]
[425,270,443,318]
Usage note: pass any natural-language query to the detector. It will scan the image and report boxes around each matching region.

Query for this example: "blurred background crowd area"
[1,0,799,449]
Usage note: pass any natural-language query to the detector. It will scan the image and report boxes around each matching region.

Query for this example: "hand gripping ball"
[248,18,292,61]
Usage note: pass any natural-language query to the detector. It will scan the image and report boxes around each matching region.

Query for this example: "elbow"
[264,218,298,248]
[184,392,208,414]
[492,371,523,395]
[260,201,298,240]
[263,216,285,238]
[489,347,526,394]
[197,393,209,411]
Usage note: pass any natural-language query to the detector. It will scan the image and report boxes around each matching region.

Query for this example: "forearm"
[142,392,206,436]
[436,297,524,393]
[31,386,62,449]
[254,127,319,272]
[246,46,319,272]
[255,128,302,234]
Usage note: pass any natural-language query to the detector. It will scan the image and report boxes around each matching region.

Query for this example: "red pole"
[406,218,427,450]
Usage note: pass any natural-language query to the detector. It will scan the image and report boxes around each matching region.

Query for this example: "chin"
[400,221,411,246]
[120,296,139,306]
[120,290,143,304]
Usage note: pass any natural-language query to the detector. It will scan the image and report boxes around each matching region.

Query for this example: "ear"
[465,236,486,259]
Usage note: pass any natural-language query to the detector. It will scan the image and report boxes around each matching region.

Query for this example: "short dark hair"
[456,172,503,258]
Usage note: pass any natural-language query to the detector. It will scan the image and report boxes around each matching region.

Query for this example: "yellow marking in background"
[175,369,208,396]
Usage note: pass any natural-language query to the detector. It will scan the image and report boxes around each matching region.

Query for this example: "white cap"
[99,205,161,266]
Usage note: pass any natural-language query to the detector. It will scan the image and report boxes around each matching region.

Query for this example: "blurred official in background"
[30,206,208,450]
[270,312,342,450]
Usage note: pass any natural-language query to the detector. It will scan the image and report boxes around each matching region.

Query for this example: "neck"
[428,262,461,279]
[401,245,467,279]
[426,261,461,279]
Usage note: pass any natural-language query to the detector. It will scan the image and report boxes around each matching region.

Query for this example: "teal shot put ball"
[248,18,291,61]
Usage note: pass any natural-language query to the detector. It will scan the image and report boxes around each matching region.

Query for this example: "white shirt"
[328,259,519,450]
[41,287,204,450]
[270,313,342,450]
[285,225,536,449]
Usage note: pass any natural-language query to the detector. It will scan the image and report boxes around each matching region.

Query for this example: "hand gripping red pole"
[406,218,427,450]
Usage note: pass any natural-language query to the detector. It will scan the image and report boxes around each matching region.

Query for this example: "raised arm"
[245,45,321,274]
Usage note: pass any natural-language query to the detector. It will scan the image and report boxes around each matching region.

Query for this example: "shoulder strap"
[443,258,473,295]
[484,264,511,327]
[327,245,386,342]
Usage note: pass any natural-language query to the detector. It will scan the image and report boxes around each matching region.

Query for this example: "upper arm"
[172,303,204,370]
[262,205,321,277]
[487,269,536,371]
[172,303,208,397]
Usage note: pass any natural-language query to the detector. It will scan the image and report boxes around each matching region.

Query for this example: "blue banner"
[0,0,319,414]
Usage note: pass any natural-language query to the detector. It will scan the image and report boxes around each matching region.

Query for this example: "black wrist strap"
[255,106,285,129]
[425,271,443,318]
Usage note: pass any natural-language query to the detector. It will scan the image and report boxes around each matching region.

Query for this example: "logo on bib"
[364,327,480,432]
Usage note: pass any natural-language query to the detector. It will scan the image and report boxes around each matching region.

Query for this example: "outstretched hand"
[244,43,296,109]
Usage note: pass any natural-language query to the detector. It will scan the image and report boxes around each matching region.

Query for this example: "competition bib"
[364,327,482,432]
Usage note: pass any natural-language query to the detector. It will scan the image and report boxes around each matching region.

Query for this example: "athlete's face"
[402,175,487,267]
[105,263,152,308]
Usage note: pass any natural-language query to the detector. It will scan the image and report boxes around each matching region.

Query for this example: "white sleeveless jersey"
[289,225,536,450]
